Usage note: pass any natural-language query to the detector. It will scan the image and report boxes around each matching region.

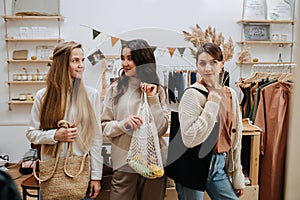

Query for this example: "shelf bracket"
[8,103,12,111]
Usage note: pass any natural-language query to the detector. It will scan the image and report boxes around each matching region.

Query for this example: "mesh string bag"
[127,92,164,179]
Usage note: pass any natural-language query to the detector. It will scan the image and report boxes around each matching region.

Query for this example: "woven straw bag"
[33,121,90,200]
[127,92,164,179]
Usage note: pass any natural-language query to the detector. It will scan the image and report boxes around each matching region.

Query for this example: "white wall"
[0,0,298,163]
[284,0,300,199]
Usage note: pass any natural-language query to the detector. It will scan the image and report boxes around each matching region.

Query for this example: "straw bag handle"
[57,120,89,178]
[33,143,61,182]
[57,120,88,178]
[32,120,74,182]
[64,142,89,178]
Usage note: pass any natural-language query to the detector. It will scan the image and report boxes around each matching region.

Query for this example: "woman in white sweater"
[26,41,103,199]
[176,43,245,200]
[101,39,169,200]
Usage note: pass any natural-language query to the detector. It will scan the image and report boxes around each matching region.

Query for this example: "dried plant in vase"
[21,67,28,80]
[182,24,234,62]
[22,67,28,74]
[36,68,43,81]
[237,47,251,63]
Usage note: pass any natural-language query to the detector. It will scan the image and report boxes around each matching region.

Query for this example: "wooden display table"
[242,118,262,186]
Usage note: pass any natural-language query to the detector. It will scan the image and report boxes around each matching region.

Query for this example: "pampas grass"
[183,24,234,62]
[237,47,251,63]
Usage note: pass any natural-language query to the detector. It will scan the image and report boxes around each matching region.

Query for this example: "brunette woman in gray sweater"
[101,39,168,200]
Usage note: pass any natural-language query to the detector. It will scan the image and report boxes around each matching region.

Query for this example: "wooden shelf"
[5,37,62,42]
[237,41,293,45]
[8,100,34,104]
[3,15,63,20]
[6,81,46,84]
[3,0,61,111]
[105,55,120,59]
[236,62,295,65]
[237,19,295,24]
[7,60,52,63]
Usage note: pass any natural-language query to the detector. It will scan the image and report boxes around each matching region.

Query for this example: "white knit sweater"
[26,86,103,180]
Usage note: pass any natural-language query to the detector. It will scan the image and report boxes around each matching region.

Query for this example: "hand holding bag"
[33,120,90,200]
[127,92,164,179]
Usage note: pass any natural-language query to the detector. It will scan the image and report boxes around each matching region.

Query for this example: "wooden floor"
[6,163,38,200]
[5,163,178,200]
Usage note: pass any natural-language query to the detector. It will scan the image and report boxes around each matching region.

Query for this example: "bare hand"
[54,125,78,142]
[88,180,101,198]
[124,115,142,130]
[140,82,157,96]
[207,91,222,104]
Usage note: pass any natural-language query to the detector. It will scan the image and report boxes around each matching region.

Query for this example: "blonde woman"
[26,41,103,199]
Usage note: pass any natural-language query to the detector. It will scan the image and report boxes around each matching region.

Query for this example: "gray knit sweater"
[101,77,169,170]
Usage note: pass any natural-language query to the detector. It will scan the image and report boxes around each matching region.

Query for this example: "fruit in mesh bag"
[149,164,164,177]
[128,159,153,177]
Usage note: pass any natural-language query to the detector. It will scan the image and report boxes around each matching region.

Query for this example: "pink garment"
[255,81,293,200]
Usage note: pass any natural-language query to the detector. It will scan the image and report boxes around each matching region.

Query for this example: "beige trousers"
[110,169,167,200]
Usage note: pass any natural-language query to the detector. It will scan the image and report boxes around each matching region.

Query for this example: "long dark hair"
[113,39,160,104]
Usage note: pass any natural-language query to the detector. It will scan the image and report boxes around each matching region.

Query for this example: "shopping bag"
[127,92,164,179]
[33,120,89,200]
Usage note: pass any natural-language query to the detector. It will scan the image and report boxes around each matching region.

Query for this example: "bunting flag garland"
[93,29,101,40]
[168,48,176,57]
[85,25,192,63]
[98,32,110,45]
[111,37,119,47]
[157,49,166,56]
[177,47,186,57]
[120,39,127,46]
[151,46,157,53]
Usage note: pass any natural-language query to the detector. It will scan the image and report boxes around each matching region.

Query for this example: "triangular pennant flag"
[120,39,127,46]
[157,49,165,56]
[177,48,186,57]
[93,29,101,40]
[151,46,157,52]
[168,48,176,57]
[111,37,120,47]
[96,33,109,47]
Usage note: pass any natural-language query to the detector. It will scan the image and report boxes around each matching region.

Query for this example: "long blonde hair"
[40,41,98,154]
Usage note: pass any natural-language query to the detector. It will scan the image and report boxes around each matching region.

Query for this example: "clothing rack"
[160,65,197,73]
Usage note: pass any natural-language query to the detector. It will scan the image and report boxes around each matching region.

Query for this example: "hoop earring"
[118,68,125,77]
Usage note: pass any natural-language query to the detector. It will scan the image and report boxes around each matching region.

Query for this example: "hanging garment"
[168,71,185,101]
[255,81,293,200]
[249,80,277,123]
[223,70,230,87]
[190,72,197,85]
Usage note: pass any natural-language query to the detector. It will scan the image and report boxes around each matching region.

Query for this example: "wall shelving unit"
[236,6,296,79]
[3,0,63,110]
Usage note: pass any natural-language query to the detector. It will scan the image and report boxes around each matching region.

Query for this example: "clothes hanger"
[279,73,294,82]
[241,72,269,86]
